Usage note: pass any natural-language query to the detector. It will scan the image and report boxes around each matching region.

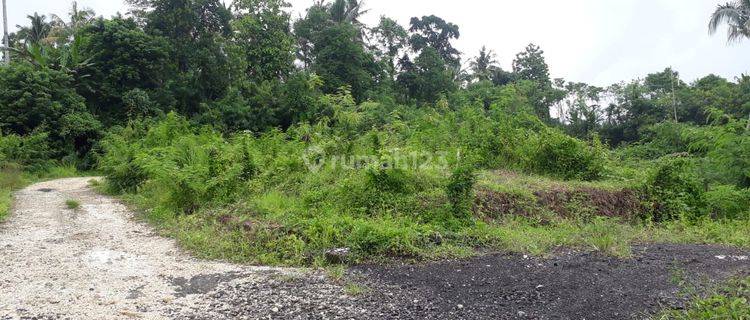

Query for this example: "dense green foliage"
[1,1,749,268]
[77,17,172,123]
[96,88,614,263]
[0,63,101,160]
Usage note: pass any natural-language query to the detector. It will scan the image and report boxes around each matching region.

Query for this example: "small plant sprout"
[65,200,81,210]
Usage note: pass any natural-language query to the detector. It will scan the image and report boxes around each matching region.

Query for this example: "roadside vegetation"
[0,161,79,222]
[1,0,748,269]
[656,276,750,319]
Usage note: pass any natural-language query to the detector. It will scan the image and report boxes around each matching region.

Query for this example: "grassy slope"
[112,169,750,266]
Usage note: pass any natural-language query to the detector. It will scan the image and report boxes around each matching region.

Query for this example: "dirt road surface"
[0,178,312,319]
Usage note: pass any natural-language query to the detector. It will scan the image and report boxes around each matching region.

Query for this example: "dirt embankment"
[475,187,646,220]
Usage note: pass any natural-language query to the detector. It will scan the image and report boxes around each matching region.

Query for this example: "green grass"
[478,170,639,193]
[65,200,81,210]
[0,164,25,222]
[655,277,750,319]
[0,188,12,222]
[0,163,82,222]
[344,282,370,296]
[111,175,750,266]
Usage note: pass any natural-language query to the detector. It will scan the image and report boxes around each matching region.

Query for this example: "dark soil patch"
[176,244,748,320]
[170,272,246,297]
[352,244,750,319]
[475,187,646,220]
[536,187,645,219]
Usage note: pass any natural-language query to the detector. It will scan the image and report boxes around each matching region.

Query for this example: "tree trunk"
[2,0,9,64]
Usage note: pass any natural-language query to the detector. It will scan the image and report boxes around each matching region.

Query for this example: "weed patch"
[65,200,81,210]
[655,277,750,319]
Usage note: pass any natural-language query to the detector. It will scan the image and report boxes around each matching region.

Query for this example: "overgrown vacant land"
[95,104,750,266]
[1,0,750,318]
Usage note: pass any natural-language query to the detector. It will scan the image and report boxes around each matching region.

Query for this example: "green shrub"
[366,167,411,193]
[101,114,263,214]
[1,163,27,221]
[524,129,606,181]
[0,188,10,221]
[708,132,750,188]
[0,163,24,190]
[704,185,750,220]
[446,165,477,219]
[97,124,149,193]
[0,132,51,170]
[643,157,706,222]
[65,200,81,210]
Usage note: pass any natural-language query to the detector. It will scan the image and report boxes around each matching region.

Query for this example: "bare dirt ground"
[352,244,750,319]
[1,178,748,320]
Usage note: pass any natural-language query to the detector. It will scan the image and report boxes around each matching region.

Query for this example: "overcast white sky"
[4,0,748,86]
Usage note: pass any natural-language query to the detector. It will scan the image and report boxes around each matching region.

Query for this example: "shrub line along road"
[1,178,748,319]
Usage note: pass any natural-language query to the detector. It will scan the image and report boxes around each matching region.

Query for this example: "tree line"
[0,0,748,166]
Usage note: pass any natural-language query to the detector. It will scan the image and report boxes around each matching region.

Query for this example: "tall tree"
[12,13,60,67]
[397,47,455,104]
[644,67,684,122]
[49,2,96,46]
[126,0,233,114]
[371,16,407,81]
[329,0,368,27]
[294,2,379,101]
[231,0,295,82]
[16,13,52,46]
[512,43,550,85]
[293,3,330,68]
[408,15,461,68]
[0,62,102,157]
[77,17,172,123]
[560,82,604,138]
[512,43,561,122]
[709,0,750,42]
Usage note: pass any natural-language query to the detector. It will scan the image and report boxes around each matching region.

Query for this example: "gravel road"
[0,178,318,319]
[1,178,748,320]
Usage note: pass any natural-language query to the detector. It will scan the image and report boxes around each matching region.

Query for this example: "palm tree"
[329,0,369,41]
[49,2,95,45]
[69,2,96,29]
[709,0,750,42]
[11,13,57,67]
[330,0,369,24]
[16,13,53,46]
[469,46,498,82]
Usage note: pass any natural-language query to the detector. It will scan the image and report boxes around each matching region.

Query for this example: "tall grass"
[0,164,25,221]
